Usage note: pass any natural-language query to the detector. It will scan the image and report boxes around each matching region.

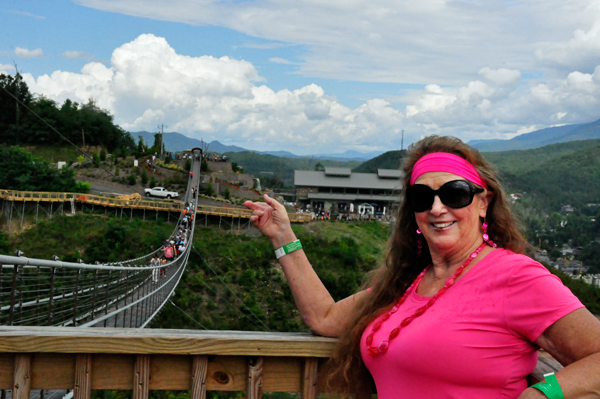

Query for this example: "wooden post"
[246,356,263,399]
[301,358,319,399]
[73,354,92,399]
[190,355,208,399]
[13,354,31,399]
[133,354,151,399]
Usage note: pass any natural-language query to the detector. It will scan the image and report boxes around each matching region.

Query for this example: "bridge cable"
[0,84,138,194]
[196,275,269,332]
[168,300,208,330]
[193,247,271,332]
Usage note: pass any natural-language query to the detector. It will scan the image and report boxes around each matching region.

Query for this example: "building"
[294,167,402,215]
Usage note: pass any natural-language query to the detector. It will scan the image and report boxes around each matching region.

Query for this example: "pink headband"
[410,152,488,189]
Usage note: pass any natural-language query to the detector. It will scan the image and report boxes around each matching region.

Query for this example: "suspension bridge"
[0,158,201,329]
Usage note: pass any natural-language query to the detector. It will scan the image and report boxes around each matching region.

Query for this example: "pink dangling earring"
[482,218,497,248]
[416,229,423,256]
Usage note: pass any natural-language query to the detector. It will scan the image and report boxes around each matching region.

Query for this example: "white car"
[144,187,179,199]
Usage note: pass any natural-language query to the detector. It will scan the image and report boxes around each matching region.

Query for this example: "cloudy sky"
[2,0,600,155]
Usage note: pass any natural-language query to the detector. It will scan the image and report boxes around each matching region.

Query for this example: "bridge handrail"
[0,327,561,398]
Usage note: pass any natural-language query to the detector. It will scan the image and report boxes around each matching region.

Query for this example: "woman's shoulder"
[483,247,550,276]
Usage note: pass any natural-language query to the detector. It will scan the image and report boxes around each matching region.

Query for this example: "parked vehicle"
[144,187,179,199]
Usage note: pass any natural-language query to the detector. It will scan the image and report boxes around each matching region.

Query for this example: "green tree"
[100,147,107,162]
[150,174,156,187]
[205,183,214,196]
[223,187,231,200]
[0,145,83,192]
[141,169,148,185]
[314,162,325,171]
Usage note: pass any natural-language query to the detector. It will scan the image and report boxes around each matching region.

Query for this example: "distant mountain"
[469,119,600,152]
[133,131,247,153]
[132,131,382,160]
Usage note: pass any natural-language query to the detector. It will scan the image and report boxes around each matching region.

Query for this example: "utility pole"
[157,123,167,160]
[401,129,404,151]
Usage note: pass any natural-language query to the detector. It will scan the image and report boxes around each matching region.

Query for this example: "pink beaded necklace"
[366,241,488,356]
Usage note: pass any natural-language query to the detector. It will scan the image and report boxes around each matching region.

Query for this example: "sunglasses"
[406,180,484,213]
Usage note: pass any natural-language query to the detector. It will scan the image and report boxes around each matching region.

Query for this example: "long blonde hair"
[325,135,528,398]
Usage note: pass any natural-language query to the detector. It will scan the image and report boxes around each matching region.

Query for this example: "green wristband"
[274,240,302,259]
[531,373,564,399]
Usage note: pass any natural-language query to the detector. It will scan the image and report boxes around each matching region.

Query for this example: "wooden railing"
[0,327,561,399]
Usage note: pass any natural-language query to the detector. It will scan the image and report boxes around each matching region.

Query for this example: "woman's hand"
[244,194,295,248]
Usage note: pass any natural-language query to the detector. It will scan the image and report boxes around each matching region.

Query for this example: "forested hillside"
[0,73,135,152]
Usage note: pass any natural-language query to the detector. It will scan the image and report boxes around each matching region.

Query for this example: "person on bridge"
[244,135,600,399]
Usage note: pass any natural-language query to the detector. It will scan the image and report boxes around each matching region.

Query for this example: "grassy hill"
[352,150,406,173]
[223,151,361,186]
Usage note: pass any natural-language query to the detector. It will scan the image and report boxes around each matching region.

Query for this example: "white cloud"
[536,24,600,73]
[14,47,44,58]
[479,68,521,86]
[20,32,600,152]
[3,10,45,19]
[61,51,94,59]
[0,64,15,73]
[269,57,298,65]
[72,0,600,85]
[25,34,406,152]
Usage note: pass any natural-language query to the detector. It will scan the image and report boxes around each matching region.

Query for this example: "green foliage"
[185,159,191,171]
[3,214,174,261]
[223,187,231,200]
[205,183,214,197]
[150,174,156,187]
[353,150,406,173]
[141,169,148,185]
[0,145,83,192]
[314,162,324,171]
[128,174,137,185]
[100,147,107,161]
[93,152,101,165]
[201,158,209,172]
[0,74,135,151]
[151,222,389,332]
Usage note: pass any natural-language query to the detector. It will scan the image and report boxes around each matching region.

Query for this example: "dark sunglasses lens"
[439,181,473,208]
[408,185,434,212]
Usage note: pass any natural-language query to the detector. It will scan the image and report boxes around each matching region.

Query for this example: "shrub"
[205,183,214,197]
[128,174,136,185]
[141,170,148,185]
[100,147,107,162]
[223,187,231,200]
[149,175,156,187]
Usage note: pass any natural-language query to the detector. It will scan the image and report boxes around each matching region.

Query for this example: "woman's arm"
[245,195,365,337]
[518,308,600,398]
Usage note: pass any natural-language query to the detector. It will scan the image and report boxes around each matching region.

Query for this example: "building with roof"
[294,167,403,216]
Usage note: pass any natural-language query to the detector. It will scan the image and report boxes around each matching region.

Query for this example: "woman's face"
[413,171,491,258]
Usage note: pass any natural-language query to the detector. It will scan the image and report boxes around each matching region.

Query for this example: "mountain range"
[132,131,382,161]
[468,119,600,152]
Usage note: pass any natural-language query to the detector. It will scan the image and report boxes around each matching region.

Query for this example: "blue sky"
[2,0,600,154]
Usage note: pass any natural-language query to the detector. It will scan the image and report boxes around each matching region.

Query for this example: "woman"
[245,135,600,398]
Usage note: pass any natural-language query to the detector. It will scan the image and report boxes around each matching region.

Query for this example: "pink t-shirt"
[361,249,583,399]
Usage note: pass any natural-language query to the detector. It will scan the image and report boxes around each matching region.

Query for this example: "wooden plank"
[149,355,191,390]
[31,353,75,389]
[191,355,208,399]
[262,357,302,392]
[247,357,263,399]
[301,358,318,399]
[13,354,31,399]
[73,354,92,399]
[133,355,150,399]
[206,356,246,391]
[91,354,134,390]
[0,354,14,389]
[0,327,337,357]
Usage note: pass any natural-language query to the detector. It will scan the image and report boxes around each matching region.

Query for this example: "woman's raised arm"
[244,195,366,337]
